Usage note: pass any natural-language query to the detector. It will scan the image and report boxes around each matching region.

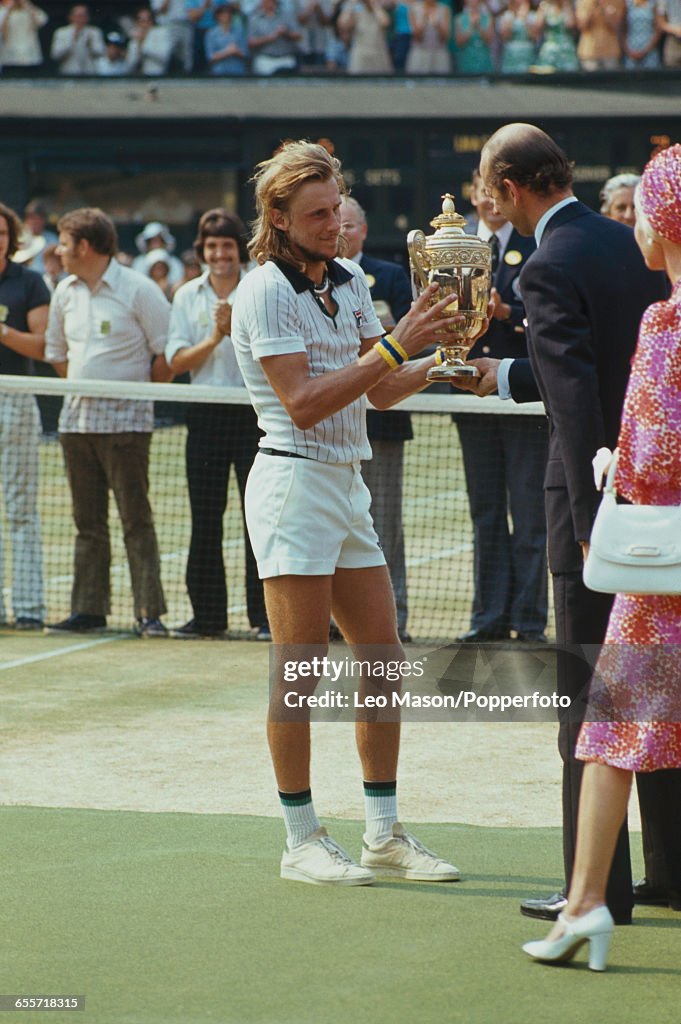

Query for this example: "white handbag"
[583,450,681,595]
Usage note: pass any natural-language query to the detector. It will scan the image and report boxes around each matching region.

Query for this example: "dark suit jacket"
[466,225,535,360]
[508,358,541,403]
[518,201,666,572]
[359,252,414,444]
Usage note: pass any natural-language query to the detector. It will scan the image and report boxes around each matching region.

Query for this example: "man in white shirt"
[44,207,172,637]
[231,140,467,887]
[151,0,194,70]
[50,3,105,74]
[126,5,172,75]
[166,209,268,640]
[94,31,130,76]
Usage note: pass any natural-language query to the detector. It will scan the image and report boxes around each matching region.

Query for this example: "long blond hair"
[248,140,347,267]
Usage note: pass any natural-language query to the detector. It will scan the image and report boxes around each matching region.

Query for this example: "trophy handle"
[407,230,430,292]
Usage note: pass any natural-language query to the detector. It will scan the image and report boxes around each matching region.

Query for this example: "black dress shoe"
[45,613,106,634]
[520,891,568,921]
[633,877,670,906]
[455,628,510,644]
[521,890,633,925]
[398,628,412,644]
[514,632,548,644]
[633,877,681,910]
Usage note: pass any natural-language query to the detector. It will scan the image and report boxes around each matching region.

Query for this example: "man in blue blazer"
[340,197,414,642]
[454,169,548,644]
[477,123,678,925]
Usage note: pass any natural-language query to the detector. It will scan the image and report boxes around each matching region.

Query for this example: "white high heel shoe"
[522,905,614,972]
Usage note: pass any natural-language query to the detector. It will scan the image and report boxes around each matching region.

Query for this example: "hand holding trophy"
[407,193,492,382]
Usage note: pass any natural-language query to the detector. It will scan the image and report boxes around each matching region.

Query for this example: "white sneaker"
[281,827,376,887]
[361,823,461,881]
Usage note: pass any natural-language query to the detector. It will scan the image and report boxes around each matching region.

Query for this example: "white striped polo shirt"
[231,256,384,464]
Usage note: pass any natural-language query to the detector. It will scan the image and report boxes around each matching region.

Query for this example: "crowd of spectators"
[0,0,679,76]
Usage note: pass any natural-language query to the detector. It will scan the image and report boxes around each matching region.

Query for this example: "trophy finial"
[430,192,466,231]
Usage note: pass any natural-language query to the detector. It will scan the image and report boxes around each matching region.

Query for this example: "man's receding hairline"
[485,123,548,157]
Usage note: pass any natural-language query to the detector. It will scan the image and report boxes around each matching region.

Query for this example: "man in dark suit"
[454,169,548,644]
[340,196,413,642]
[476,123,679,925]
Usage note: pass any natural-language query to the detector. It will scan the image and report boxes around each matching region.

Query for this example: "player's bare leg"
[264,573,332,792]
[265,572,375,885]
[333,566,461,881]
[332,565,401,782]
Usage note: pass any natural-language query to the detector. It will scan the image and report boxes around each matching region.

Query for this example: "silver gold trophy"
[407,193,492,381]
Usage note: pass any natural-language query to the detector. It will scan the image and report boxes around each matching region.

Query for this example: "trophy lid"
[407,191,491,280]
[429,193,467,233]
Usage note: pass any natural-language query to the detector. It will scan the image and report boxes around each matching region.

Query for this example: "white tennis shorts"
[245,453,386,579]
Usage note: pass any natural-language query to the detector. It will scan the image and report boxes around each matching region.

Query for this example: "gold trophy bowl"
[407,193,492,381]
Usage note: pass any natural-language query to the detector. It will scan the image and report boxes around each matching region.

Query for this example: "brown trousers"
[60,432,166,619]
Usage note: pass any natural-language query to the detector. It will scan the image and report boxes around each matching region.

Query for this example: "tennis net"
[0,374,549,642]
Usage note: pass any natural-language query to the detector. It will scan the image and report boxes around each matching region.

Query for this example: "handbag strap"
[603,448,619,495]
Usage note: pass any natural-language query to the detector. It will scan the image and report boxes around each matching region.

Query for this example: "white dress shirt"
[166,269,248,387]
[476,218,513,254]
[50,24,105,73]
[45,260,170,433]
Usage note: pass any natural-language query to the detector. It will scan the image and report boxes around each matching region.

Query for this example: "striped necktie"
[489,233,500,276]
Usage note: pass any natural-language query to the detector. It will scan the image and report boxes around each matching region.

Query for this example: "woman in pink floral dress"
[523,143,681,972]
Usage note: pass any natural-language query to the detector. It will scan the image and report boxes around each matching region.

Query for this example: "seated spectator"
[454,0,494,73]
[151,0,194,71]
[656,0,681,66]
[41,243,66,293]
[405,0,452,74]
[599,171,639,227]
[132,221,184,284]
[296,0,334,68]
[575,0,625,69]
[387,0,412,71]
[184,0,218,71]
[204,2,248,73]
[143,249,174,298]
[248,0,301,74]
[126,5,172,74]
[324,9,350,68]
[171,247,203,297]
[622,0,661,66]
[338,0,393,74]
[0,0,48,71]
[12,228,46,268]
[498,0,539,71]
[94,30,130,74]
[23,199,57,273]
[535,0,579,70]
[50,3,104,74]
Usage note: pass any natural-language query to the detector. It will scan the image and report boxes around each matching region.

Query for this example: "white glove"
[592,446,616,491]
